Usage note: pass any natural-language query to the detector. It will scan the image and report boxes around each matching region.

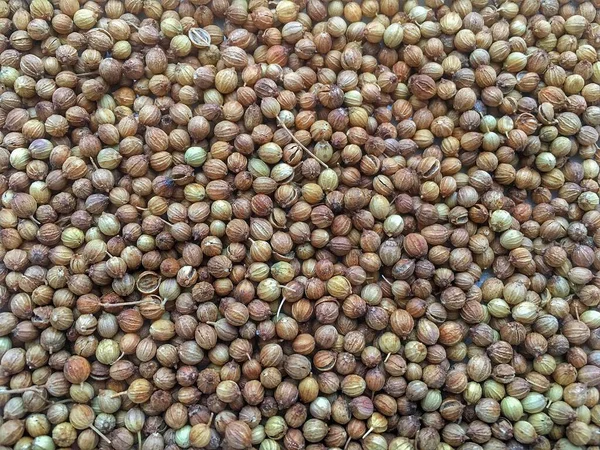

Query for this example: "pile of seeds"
[1,0,600,448]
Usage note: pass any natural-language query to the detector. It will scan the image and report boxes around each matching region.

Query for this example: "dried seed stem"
[90,424,112,443]
[0,385,47,395]
[276,298,286,319]
[276,117,328,169]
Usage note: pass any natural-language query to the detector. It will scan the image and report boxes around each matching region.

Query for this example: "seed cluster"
[1,0,600,449]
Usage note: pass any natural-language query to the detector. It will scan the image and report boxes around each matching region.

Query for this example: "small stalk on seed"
[112,352,126,364]
[104,299,155,308]
[343,436,352,450]
[381,275,393,286]
[90,424,111,443]
[0,385,47,395]
[276,297,287,319]
[158,217,173,227]
[276,117,328,168]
